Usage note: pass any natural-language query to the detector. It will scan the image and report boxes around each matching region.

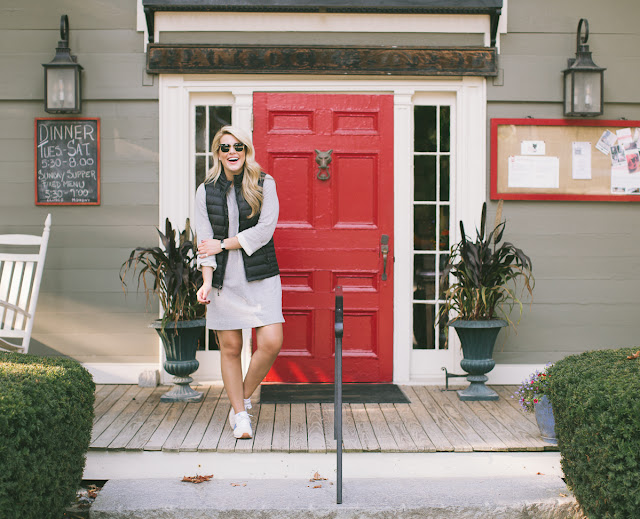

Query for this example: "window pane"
[197,329,221,351]
[414,106,437,152]
[439,253,450,294]
[438,313,449,350]
[440,155,450,202]
[414,254,436,301]
[197,327,206,351]
[196,155,207,190]
[414,205,436,251]
[195,106,206,153]
[440,106,450,152]
[414,155,436,202]
[208,106,232,151]
[439,205,450,251]
[413,303,435,349]
[208,329,220,350]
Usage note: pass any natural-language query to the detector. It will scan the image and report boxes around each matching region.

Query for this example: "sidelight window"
[193,104,232,350]
[412,105,451,350]
[194,105,232,190]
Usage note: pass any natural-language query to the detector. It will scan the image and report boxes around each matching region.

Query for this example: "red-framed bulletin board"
[491,118,640,202]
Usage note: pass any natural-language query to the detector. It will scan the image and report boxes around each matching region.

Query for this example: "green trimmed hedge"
[549,348,640,518]
[0,352,95,519]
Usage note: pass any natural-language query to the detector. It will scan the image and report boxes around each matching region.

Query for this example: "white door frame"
[158,75,488,384]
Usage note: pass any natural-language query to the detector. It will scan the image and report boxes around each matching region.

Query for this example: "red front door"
[253,93,394,383]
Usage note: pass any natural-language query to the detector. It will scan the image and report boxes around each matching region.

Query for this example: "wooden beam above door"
[146,44,498,76]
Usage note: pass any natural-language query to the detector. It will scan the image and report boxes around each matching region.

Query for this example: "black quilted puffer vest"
[204,170,279,289]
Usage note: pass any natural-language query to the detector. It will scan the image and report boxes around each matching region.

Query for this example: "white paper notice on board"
[508,156,560,189]
[595,130,616,155]
[521,140,546,155]
[611,164,640,194]
[572,142,592,179]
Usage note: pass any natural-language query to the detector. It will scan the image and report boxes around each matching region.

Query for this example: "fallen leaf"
[310,471,327,482]
[313,485,322,489]
[560,493,568,497]
[627,351,640,360]
[231,482,247,487]
[182,474,214,484]
[536,472,544,475]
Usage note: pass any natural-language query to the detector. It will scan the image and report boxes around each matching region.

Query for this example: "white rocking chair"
[0,214,51,353]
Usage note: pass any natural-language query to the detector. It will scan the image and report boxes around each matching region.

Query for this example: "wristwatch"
[220,239,226,251]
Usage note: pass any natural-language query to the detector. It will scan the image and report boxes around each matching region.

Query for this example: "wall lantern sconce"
[563,19,605,117]
[42,15,83,114]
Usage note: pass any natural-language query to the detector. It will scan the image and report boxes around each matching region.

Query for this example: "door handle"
[381,234,389,281]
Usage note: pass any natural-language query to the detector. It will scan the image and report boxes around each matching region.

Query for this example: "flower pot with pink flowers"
[515,365,557,444]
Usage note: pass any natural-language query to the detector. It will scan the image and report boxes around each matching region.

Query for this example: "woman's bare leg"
[242,323,283,399]
[217,329,245,414]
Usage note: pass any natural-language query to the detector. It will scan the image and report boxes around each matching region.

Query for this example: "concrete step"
[90,476,584,519]
[85,451,564,480]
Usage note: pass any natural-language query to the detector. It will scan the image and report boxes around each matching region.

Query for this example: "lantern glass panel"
[46,67,77,111]
[564,71,573,114]
[572,70,601,114]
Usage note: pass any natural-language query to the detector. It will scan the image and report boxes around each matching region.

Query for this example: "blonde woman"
[195,126,283,439]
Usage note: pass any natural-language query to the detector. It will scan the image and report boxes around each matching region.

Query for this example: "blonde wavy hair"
[204,125,264,218]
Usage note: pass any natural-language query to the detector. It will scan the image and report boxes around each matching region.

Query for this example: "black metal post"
[334,286,343,504]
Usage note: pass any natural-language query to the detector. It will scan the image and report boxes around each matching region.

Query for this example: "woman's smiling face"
[218,134,246,178]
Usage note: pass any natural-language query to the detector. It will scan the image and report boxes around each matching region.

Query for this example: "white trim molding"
[159,75,488,384]
[136,0,508,51]
[154,12,491,37]
[83,363,159,385]
[408,363,546,386]
[488,363,547,385]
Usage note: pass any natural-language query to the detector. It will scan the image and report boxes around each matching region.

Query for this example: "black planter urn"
[150,318,206,403]
[450,319,507,401]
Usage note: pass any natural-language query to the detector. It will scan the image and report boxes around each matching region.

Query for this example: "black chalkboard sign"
[34,118,100,205]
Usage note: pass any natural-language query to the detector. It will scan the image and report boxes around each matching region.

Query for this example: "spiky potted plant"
[440,201,534,401]
[120,218,206,402]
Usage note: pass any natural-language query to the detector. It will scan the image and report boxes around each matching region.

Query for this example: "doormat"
[259,383,410,404]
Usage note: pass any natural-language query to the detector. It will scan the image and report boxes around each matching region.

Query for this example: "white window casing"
[159,75,487,383]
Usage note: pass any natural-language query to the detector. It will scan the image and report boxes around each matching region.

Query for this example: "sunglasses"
[218,143,246,153]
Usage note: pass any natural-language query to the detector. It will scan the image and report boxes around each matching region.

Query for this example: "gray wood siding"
[2,0,162,365]
[0,0,156,101]
[0,98,159,363]
[486,197,640,364]
[486,1,640,364]
[489,1,639,103]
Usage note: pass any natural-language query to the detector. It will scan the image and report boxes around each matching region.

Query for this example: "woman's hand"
[197,283,212,305]
[198,239,222,259]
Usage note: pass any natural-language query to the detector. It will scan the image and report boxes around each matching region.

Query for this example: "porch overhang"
[142,0,503,46]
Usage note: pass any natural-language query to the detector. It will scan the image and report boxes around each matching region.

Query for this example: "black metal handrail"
[334,285,343,504]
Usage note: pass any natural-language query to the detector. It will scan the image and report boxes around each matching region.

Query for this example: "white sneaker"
[229,398,252,430]
[233,411,253,439]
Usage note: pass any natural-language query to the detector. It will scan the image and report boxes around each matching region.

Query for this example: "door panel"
[253,93,394,383]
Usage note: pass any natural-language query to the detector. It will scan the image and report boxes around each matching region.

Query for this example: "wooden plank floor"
[90,384,556,453]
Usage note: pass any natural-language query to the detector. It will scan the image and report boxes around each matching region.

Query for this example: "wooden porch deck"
[90,384,556,454]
